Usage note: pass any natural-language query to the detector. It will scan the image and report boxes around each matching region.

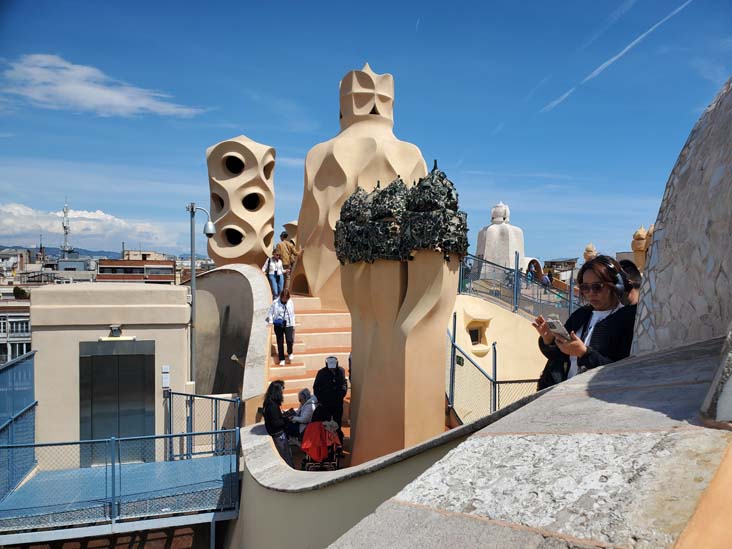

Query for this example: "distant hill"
[0,245,121,258]
[1,245,209,260]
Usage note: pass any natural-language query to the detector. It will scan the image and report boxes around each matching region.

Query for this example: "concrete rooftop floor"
[333,336,731,548]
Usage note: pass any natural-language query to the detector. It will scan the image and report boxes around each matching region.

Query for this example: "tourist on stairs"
[262,250,285,298]
[533,255,636,390]
[266,289,296,366]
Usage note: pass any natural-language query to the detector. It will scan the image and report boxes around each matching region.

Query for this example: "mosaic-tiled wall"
[633,79,732,354]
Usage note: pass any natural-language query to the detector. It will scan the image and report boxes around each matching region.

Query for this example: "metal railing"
[166,392,240,459]
[458,253,581,322]
[447,316,538,425]
[0,351,37,503]
[0,351,36,426]
[0,429,239,533]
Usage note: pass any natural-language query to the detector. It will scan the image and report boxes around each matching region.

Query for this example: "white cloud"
[1,54,204,118]
[0,156,204,209]
[0,202,185,252]
[540,87,576,113]
[525,75,551,101]
[580,0,639,51]
[582,0,694,84]
[541,0,694,113]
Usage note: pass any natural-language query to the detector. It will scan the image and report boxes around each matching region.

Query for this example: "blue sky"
[0,0,730,260]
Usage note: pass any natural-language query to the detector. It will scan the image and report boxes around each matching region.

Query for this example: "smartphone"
[546,319,571,340]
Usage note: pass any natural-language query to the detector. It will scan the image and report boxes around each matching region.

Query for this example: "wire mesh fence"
[0,430,239,533]
[446,331,539,425]
[0,405,36,503]
[168,392,240,434]
[495,380,540,409]
[450,345,495,423]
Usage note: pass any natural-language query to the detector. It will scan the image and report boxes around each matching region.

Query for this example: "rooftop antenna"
[60,198,73,259]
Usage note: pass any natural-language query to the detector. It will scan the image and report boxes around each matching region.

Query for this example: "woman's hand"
[532,315,555,345]
[554,331,588,357]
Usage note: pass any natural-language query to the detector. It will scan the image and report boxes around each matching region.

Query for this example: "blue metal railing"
[0,429,239,533]
[0,352,37,502]
[0,351,36,427]
[458,254,582,322]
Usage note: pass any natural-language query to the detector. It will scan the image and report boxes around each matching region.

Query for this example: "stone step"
[296,311,351,330]
[270,340,307,356]
[268,363,306,377]
[290,295,322,311]
[297,329,352,348]
[270,349,350,371]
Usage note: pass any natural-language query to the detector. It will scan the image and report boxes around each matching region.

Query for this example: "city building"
[96,259,176,284]
[543,257,578,283]
[0,248,30,279]
[0,300,31,364]
[122,249,174,261]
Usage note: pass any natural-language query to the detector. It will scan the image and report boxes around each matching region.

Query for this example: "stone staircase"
[267,295,352,408]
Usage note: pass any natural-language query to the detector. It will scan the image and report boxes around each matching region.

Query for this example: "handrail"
[0,350,36,372]
[447,311,539,420]
[462,253,571,301]
[0,400,37,432]
[167,390,240,403]
[446,330,495,382]
[0,428,238,450]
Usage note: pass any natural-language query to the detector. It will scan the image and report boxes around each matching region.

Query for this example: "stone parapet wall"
[633,79,732,354]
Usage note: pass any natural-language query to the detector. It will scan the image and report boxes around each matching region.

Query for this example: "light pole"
[186,202,216,388]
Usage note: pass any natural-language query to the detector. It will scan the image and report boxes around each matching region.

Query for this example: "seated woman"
[533,255,637,390]
[263,380,293,467]
[284,388,318,439]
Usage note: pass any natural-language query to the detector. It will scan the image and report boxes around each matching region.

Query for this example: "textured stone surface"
[701,323,732,422]
[633,79,732,354]
[394,430,729,547]
[331,500,556,549]
[335,336,731,548]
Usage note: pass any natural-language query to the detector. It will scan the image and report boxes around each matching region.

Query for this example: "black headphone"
[594,255,631,296]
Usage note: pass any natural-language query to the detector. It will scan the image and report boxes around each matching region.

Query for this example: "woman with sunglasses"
[533,255,637,389]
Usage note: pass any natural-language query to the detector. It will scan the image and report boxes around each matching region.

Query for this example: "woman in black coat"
[533,255,637,390]
[263,380,294,467]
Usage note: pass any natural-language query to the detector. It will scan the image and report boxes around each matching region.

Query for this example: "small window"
[469,328,481,345]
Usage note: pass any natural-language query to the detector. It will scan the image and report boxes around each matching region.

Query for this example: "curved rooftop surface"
[333,336,731,548]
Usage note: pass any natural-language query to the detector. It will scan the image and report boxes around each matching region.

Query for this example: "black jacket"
[263,399,286,435]
[538,304,636,390]
[313,366,348,407]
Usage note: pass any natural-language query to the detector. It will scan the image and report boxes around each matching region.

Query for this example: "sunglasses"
[579,282,607,294]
